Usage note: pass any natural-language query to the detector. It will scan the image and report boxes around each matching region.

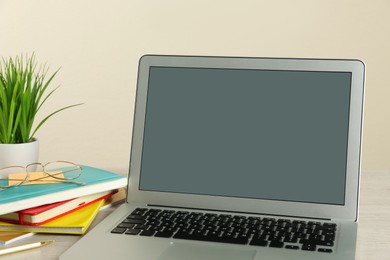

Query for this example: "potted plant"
[0,53,82,168]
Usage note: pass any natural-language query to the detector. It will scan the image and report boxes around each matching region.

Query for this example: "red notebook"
[0,190,116,226]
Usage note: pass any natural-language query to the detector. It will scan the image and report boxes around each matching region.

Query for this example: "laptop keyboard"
[111,208,336,253]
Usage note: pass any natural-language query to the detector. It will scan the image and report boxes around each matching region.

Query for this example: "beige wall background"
[1,0,389,173]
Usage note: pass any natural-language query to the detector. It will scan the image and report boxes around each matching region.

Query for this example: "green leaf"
[29,103,83,139]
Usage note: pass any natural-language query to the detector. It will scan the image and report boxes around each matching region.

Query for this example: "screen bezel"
[127,55,365,221]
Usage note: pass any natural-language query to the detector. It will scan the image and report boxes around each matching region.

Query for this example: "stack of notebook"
[0,166,127,235]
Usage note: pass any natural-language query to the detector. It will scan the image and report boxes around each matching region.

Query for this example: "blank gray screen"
[139,67,351,205]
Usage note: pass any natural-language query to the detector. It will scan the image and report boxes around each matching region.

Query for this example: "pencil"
[0,240,54,256]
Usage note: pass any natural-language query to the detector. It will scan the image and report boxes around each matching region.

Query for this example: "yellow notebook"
[0,199,104,235]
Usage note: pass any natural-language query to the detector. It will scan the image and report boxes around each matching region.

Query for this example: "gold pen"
[0,240,54,256]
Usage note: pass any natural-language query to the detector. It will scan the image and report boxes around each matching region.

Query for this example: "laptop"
[60,55,365,260]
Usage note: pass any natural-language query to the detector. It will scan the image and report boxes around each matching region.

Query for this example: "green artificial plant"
[0,53,82,144]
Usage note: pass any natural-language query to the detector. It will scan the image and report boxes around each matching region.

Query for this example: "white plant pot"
[0,138,39,169]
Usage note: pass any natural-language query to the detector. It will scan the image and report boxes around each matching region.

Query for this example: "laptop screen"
[139,66,352,206]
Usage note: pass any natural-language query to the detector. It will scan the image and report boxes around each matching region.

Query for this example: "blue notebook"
[0,166,127,215]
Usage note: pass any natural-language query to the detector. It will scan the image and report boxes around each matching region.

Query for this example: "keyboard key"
[111,227,126,234]
[285,245,299,250]
[123,219,146,224]
[317,240,334,247]
[301,243,317,251]
[318,248,333,253]
[269,241,284,248]
[249,238,268,247]
[140,230,155,236]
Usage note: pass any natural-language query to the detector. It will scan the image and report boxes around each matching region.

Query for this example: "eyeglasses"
[0,161,84,190]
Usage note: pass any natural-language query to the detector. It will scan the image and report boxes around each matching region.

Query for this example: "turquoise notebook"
[0,166,127,215]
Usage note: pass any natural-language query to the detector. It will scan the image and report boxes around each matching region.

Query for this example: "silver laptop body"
[61,55,365,260]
